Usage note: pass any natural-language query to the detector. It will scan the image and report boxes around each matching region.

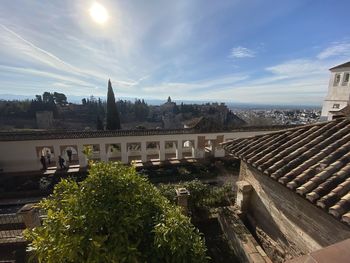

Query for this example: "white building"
[321,61,350,121]
[0,129,275,173]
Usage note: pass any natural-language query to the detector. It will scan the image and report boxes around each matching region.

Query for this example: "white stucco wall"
[0,130,273,173]
[321,67,350,120]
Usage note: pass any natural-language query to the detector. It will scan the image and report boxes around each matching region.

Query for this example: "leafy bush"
[38,176,52,191]
[177,166,191,175]
[158,180,234,213]
[25,162,207,263]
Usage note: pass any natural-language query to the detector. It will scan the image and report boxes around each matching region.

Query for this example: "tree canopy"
[41,91,67,105]
[106,79,121,130]
[25,162,207,263]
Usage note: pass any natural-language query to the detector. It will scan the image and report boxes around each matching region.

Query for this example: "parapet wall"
[218,207,272,263]
[0,130,274,173]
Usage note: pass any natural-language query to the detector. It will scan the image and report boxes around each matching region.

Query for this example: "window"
[333,104,340,109]
[343,73,350,85]
[334,74,341,86]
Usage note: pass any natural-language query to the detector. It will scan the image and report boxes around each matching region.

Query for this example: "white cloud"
[0,24,144,94]
[265,59,327,77]
[0,24,80,75]
[201,75,328,105]
[0,1,346,106]
[230,46,255,58]
[140,74,249,96]
[0,65,93,87]
[116,57,332,105]
[317,42,350,60]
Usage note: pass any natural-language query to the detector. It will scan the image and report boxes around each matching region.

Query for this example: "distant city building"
[321,61,350,121]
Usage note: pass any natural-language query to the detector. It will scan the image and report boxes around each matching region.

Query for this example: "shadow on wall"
[244,190,300,262]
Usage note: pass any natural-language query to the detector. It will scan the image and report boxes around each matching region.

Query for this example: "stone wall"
[239,161,350,261]
[218,207,272,263]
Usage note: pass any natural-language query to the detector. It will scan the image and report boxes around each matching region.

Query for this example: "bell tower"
[321,62,350,121]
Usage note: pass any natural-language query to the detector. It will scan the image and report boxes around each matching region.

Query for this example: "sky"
[0,0,350,106]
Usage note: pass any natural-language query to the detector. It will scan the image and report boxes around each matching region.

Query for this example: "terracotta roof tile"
[222,117,350,226]
[329,61,350,71]
[329,193,350,218]
[0,125,296,142]
[341,212,350,225]
[280,128,350,186]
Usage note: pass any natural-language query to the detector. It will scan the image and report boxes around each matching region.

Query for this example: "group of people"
[40,149,73,170]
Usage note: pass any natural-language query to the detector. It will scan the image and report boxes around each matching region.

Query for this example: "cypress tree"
[106,79,121,130]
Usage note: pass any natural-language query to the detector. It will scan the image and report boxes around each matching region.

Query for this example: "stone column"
[176,140,183,160]
[176,188,190,215]
[120,142,128,163]
[17,203,41,229]
[191,141,196,158]
[214,135,226,157]
[236,180,253,215]
[99,143,107,162]
[77,144,87,167]
[194,138,205,159]
[159,140,165,161]
[141,141,147,163]
[53,144,60,165]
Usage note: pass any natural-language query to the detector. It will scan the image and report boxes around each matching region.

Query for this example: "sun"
[89,2,108,24]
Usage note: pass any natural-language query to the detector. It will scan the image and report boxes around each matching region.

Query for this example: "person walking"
[40,155,47,170]
[58,156,66,169]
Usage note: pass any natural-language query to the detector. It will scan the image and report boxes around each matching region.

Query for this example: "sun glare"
[89,2,108,24]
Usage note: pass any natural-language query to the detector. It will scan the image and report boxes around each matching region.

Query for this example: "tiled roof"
[0,129,195,141]
[222,117,350,226]
[329,61,350,71]
[0,125,297,142]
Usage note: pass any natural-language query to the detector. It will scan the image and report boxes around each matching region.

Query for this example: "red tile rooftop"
[329,61,350,71]
[222,117,350,226]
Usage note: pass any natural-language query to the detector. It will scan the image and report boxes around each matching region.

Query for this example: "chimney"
[176,188,190,215]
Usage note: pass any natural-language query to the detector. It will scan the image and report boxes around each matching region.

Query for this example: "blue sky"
[0,0,350,105]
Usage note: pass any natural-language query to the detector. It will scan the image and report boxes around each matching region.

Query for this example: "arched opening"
[83,144,101,161]
[165,141,177,160]
[36,146,55,169]
[182,140,194,158]
[60,145,79,165]
[205,140,213,150]
[106,143,121,162]
[204,140,214,157]
[127,142,141,163]
[146,141,160,161]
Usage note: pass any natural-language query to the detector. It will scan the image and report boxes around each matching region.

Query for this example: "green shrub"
[158,180,234,212]
[25,162,207,263]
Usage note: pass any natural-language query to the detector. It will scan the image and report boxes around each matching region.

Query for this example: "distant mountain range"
[0,94,321,109]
